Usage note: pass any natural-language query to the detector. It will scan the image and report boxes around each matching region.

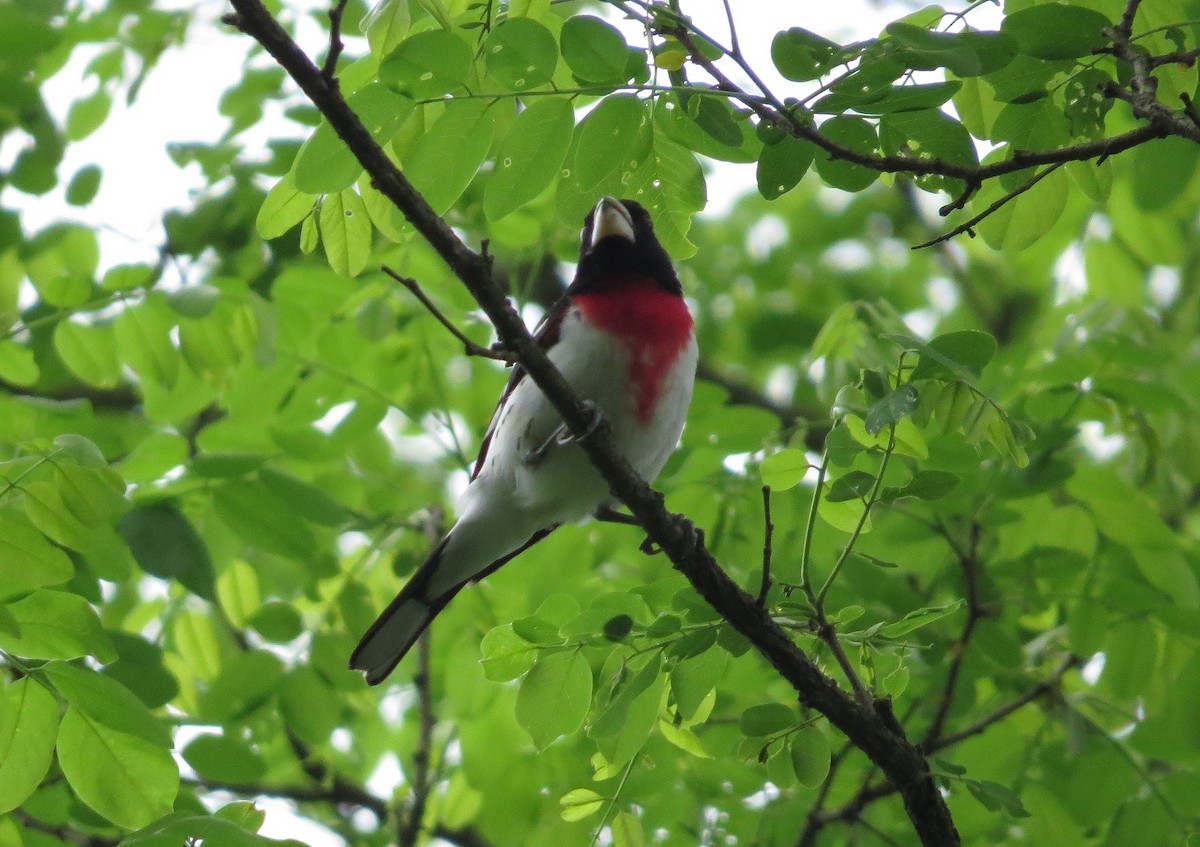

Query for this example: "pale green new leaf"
[0,677,59,814]
[56,706,179,829]
[516,650,592,749]
[319,189,372,278]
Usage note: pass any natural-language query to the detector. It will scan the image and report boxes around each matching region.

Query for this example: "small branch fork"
[381,267,514,362]
[224,1,959,843]
[636,0,1193,244]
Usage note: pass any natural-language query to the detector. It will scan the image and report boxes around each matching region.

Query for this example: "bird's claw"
[639,536,662,556]
[523,401,603,467]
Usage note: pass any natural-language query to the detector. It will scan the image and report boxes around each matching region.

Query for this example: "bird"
[349,197,697,685]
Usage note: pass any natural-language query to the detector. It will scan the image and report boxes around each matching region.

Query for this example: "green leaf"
[293,84,413,194]
[257,174,314,239]
[484,17,557,91]
[0,340,39,386]
[878,600,963,638]
[790,725,831,787]
[114,295,179,388]
[56,706,178,829]
[378,29,471,98]
[361,0,411,57]
[973,164,1069,250]
[825,470,876,502]
[0,513,74,601]
[101,263,154,292]
[591,656,664,765]
[574,94,651,188]
[516,650,592,749]
[480,623,537,681]
[739,702,797,736]
[760,448,810,491]
[66,88,112,141]
[813,116,879,192]
[247,601,305,643]
[864,384,918,435]
[259,468,350,526]
[53,319,121,388]
[182,734,267,784]
[198,651,286,723]
[42,663,171,749]
[213,481,317,559]
[66,165,102,207]
[965,779,1030,817]
[484,98,574,221]
[888,469,959,501]
[1001,4,1111,60]
[103,632,179,710]
[119,502,216,599]
[771,27,840,81]
[0,589,116,662]
[886,24,1017,77]
[902,329,998,380]
[319,188,372,278]
[121,813,300,847]
[658,720,710,758]
[560,16,631,83]
[756,134,815,200]
[559,788,605,822]
[0,678,59,814]
[405,100,496,215]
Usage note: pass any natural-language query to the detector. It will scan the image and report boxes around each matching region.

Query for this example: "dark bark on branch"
[223,2,959,842]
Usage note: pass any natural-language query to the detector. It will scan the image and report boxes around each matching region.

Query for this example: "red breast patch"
[572,276,693,424]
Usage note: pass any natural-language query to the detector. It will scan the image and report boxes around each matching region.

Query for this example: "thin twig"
[382,266,515,362]
[925,655,1080,753]
[920,522,983,747]
[809,656,1080,830]
[399,508,445,846]
[913,163,1067,249]
[322,0,350,81]
[758,485,774,605]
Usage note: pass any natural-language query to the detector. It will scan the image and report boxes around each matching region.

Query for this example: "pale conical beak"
[587,197,635,248]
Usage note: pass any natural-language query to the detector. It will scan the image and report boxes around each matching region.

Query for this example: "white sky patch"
[903,308,938,338]
[256,798,348,847]
[313,400,357,434]
[821,239,872,272]
[365,751,405,798]
[1081,652,1105,685]
[1054,242,1088,303]
[745,214,788,259]
[1077,420,1125,461]
[926,276,960,314]
[1148,265,1180,307]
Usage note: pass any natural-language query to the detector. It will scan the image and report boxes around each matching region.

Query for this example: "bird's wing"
[470,292,572,480]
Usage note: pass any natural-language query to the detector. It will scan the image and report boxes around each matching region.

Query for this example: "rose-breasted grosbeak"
[350,197,697,684]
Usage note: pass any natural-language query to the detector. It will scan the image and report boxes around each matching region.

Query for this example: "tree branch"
[12,810,119,847]
[758,485,774,605]
[921,523,984,747]
[224,2,959,843]
[398,509,444,847]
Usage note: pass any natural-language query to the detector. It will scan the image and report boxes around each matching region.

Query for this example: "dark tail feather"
[349,526,559,685]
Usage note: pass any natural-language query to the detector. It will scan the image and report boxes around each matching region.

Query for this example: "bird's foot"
[523,401,603,466]
[639,536,662,555]
[594,505,641,526]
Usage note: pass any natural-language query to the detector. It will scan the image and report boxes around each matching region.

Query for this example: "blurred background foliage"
[1,0,1200,845]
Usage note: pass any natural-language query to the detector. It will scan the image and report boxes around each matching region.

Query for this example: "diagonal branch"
[222,3,959,844]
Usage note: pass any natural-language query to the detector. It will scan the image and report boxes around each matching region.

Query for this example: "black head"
[572,198,681,295]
